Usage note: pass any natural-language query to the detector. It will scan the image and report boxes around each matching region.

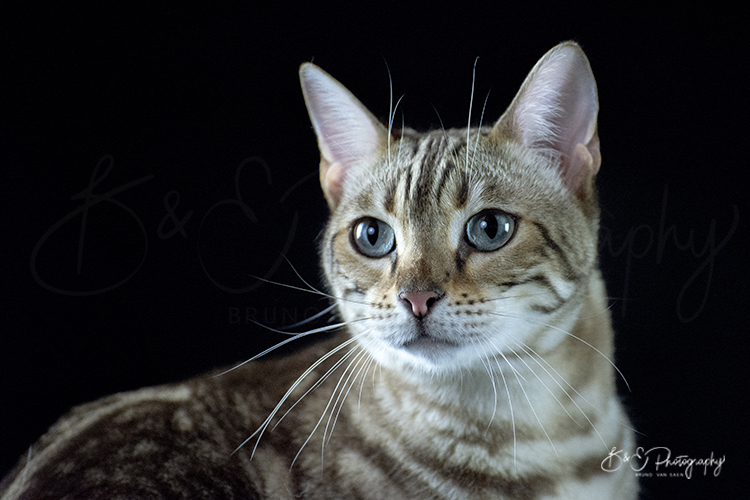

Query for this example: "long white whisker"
[510,337,642,438]
[487,311,631,392]
[483,338,517,471]
[470,339,498,432]
[247,273,375,308]
[358,354,377,413]
[510,339,608,452]
[233,335,360,457]
[323,344,370,439]
[431,104,448,134]
[469,89,492,169]
[431,105,462,170]
[387,60,393,168]
[466,56,479,168]
[483,335,558,458]
[280,303,337,331]
[397,110,405,159]
[389,95,405,138]
[325,340,376,446]
[272,339,363,432]
[281,254,326,296]
[215,320,353,377]
[246,274,329,297]
[505,337,583,427]
[383,59,406,171]
[293,340,376,469]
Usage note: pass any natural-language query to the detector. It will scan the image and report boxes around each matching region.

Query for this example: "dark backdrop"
[2,4,746,498]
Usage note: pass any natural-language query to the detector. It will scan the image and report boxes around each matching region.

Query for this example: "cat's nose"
[398,291,441,319]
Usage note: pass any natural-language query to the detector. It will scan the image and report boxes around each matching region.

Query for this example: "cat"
[1,41,638,499]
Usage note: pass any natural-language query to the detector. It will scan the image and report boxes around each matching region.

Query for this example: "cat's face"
[301,43,602,377]
[322,132,598,376]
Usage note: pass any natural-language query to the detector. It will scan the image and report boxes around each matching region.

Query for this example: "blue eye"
[351,218,396,258]
[465,210,515,251]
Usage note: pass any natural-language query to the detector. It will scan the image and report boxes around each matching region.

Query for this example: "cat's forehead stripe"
[434,159,456,203]
[413,136,442,211]
[389,130,469,215]
[383,179,397,214]
[455,173,469,208]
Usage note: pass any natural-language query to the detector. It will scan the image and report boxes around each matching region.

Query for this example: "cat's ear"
[300,63,389,209]
[492,42,600,197]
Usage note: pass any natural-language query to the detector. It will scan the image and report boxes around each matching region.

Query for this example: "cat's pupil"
[366,224,378,245]
[479,217,498,239]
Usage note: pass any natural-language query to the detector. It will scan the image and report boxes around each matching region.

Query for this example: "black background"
[2,4,747,498]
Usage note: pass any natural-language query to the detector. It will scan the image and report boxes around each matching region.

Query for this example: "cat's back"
[0,336,345,500]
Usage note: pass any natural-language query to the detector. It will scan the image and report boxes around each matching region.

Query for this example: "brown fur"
[2,42,638,499]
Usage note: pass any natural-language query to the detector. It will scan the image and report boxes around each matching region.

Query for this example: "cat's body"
[2,42,638,499]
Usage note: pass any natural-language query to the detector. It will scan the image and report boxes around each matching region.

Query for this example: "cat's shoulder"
[0,333,345,499]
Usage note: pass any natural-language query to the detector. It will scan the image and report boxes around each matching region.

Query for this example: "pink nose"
[399,291,440,319]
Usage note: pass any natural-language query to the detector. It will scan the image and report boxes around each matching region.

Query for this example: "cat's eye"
[351,217,396,258]
[465,210,515,252]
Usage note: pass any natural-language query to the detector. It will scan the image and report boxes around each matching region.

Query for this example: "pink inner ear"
[560,142,598,193]
[322,161,347,206]
[506,43,600,193]
[300,63,388,208]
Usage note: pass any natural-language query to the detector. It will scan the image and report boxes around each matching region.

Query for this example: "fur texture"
[2,42,637,499]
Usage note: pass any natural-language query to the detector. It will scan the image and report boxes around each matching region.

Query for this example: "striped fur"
[1,42,638,499]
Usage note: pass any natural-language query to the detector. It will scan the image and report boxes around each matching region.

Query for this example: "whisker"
[470,338,498,431]
[233,335,361,457]
[466,57,479,168]
[509,338,609,452]
[386,58,393,168]
[397,110,405,160]
[246,274,328,297]
[505,337,584,427]
[358,354,378,413]
[280,303,337,331]
[511,337,642,437]
[482,335,559,458]
[388,95,405,160]
[247,273,376,308]
[482,336,517,471]
[273,338,364,432]
[216,320,360,377]
[281,255,326,296]
[383,58,407,172]
[325,341,376,446]
[469,88,491,170]
[487,311,631,392]
[293,342,377,469]
[431,104,447,134]
[431,104,462,171]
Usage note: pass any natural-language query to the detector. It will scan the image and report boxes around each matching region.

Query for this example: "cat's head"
[300,42,603,377]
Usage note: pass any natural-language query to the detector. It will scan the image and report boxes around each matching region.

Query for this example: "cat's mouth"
[380,322,461,358]
[399,330,460,352]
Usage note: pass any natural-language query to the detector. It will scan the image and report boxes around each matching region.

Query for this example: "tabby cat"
[1,42,638,499]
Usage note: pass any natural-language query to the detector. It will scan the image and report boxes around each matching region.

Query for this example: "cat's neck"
[356,274,615,435]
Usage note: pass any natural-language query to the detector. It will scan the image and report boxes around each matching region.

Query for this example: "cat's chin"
[401,335,460,354]
[375,333,471,373]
